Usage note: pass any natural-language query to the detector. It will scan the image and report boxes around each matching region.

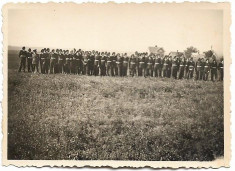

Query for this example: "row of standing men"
[18,47,224,81]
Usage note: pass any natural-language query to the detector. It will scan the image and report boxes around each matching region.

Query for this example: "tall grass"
[7,68,224,161]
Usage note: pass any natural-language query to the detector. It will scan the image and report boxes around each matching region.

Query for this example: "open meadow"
[8,51,224,161]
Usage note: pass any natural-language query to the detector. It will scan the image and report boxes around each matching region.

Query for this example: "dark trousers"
[32,63,39,73]
[100,66,106,76]
[112,64,117,76]
[18,57,26,72]
[44,60,49,74]
[154,65,161,77]
[122,66,128,76]
[70,61,77,74]
[162,68,168,78]
[184,69,189,79]
[172,66,178,79]
[146,66,153,77]
[58,61,64,73]
[39,59,43,73]
[63,64,68,74]
[219,69,223,81]
[129,66,137,77]
[203,69,210,81]
[187,69,194,79]
[116,65,122,76]
[106,65,112,76]
[27,58,32,72]
[50,60,56,74]
[138,67,146,77]
[90,64,94,75]
[41,60,47,74]
[167,68,171,78]
[200,70,204,80]
[178,67,184,79]
[78,62,83,75]
[94,65,99,76]
[211,69,217,81]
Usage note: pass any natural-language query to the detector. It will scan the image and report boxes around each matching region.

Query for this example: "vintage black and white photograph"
[2,2,230,168]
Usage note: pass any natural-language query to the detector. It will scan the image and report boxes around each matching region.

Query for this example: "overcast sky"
[8,3,223,56]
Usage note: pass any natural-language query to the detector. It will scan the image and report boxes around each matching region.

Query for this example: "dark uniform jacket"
[146,57,154,69]
[218,62,223,70]
[210,62,217,70]
[27,51,33,59]
[162,58,168,70]
[129,57,137,69]
[138,57,145,68]
[19,50,27,57]
[123,56,129,68]
[154,57,161,68]
[188,61,195,71]
[100,55,106,67]
[94,55,100,66]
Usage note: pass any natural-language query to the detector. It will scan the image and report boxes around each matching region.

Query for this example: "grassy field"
[8,52,224,161]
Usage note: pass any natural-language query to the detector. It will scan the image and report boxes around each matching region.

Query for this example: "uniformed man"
[106,52,112,76]
[18,46,27,72]
[100,52,106,76]
[44,48,50,74]
[112,52,117,76]
[94,51,100,76]
[90,51,95,75]
[146,54,154,77]
[49,49,57,74]
[138,53,146,77]
[210,59,218,81]
[57,49,64,73]
[83,51,88,75]
[154,55,161,77]
[76,50,83,75]
[39,49,44,73]
[162,56,169,78]
[41,49,47,74]
[32,49,39,73]
[195,58,202,80]
[218,58,223,81]
[27,48,33,72]
[70,49,77,74]
[122,53,129,76]
[203,59,210,81]
[187,57,195,79]
[166,56,171,78]
[116,53,123,76]
[200,58,205,80]
[184,58,189,79]
[129,54,137,77]
[54,49,60,73]
[64,50,70,74]
[171,56,178,79]
[178,56,185,79]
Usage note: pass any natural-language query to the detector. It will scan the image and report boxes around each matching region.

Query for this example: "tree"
[204,50,217,62]
[184,46,198,58]
[204,50,213,58]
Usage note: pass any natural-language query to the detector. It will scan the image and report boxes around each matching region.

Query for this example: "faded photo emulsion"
[2,2,231,168]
